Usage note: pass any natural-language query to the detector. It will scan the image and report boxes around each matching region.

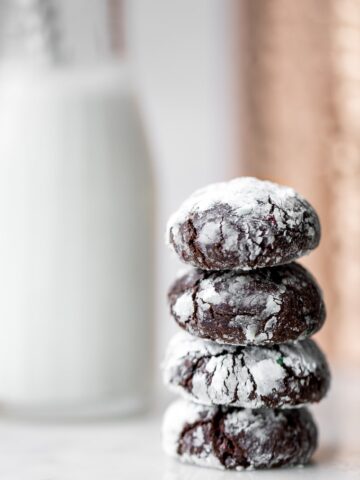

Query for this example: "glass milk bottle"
[0,0,153,417]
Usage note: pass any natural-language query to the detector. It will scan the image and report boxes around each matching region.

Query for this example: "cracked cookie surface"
[163,332,330,409]
[166,177,320,270]
[168,262,325,345]
[162,399,318,470]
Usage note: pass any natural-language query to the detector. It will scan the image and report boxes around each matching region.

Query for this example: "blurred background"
[0,0,359,475]
[127,0,360,377]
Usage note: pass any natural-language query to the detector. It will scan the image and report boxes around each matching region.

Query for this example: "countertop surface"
[0,372,359,479]
[0,409,359,479]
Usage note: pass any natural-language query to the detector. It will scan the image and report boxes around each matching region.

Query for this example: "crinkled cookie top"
[163,332,330,409]
[166,177,320,270]
[168,262,325,346]
[162,399,317,470]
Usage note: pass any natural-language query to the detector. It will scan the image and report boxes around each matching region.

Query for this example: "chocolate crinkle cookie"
[166,177,320,271]
[162,399,318,471]
[163,332,330,409]
[168,262,325,346]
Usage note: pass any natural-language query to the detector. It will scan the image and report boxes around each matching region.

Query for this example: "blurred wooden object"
[238,0,360,365]
[330,0,360,365]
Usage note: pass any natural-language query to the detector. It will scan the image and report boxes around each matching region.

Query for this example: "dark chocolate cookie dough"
[163,332,330,409]
[166,177,320,270]
[168,262,325,345]
[163,399,318,470]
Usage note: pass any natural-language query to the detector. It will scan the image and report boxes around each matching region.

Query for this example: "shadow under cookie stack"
[162,177,330,471]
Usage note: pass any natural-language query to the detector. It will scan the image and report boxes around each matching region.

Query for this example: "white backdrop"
[126,0,241,395]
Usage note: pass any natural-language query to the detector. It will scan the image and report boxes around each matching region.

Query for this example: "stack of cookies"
[162,177,330,471]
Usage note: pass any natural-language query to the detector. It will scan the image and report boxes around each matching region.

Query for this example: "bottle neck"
[0,0,123,68]
[0,0,60,66]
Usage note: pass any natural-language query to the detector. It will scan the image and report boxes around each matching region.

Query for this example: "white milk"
[0,65,153,416]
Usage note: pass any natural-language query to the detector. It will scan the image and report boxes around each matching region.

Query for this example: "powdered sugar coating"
[168,262,325,345]
[162,400,223,469]
[163,332,330,409]
[162,399,318,470]
[166,177,320,270]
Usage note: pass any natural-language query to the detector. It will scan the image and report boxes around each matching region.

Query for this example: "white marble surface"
[0,412,358,479]
[0,371,359,479]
